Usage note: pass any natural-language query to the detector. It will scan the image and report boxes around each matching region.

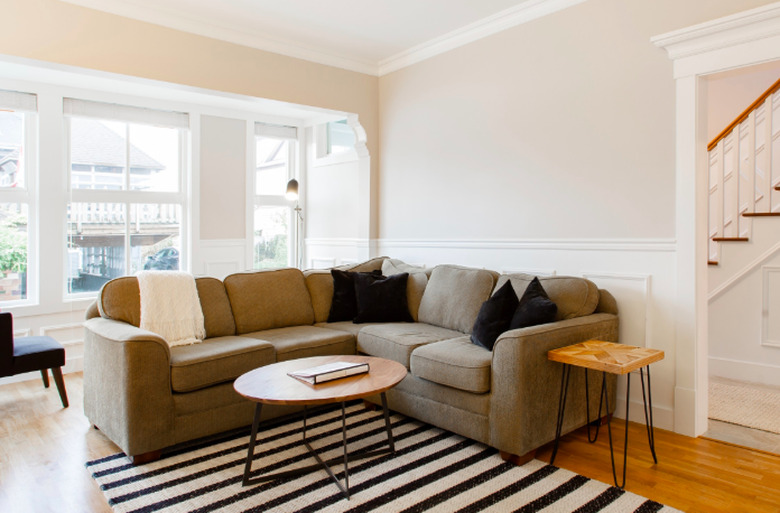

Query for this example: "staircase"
[708,77,780,266]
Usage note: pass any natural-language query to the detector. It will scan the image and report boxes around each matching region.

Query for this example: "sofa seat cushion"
[357,323,463,368]
[410,336,492,394]
[314,321,380,337]
[242,325,355,362]
[170,336,275,393]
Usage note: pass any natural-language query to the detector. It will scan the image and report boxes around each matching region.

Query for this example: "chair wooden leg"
[51,367,69,408]
[40,369,50,388]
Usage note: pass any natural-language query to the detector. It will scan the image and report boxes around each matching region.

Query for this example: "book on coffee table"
[287,360,370,385]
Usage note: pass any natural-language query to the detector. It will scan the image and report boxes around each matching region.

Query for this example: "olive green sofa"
[83,257,619,464]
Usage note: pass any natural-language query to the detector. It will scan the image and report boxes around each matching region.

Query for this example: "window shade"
[0,90,37,112]
[255,122,298,140]
[63,98,189,129]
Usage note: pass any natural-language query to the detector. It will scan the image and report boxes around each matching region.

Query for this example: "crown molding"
[61,0,584,77]
[652,2,780,60]
[59,0,380,75]
[378,0,586,76]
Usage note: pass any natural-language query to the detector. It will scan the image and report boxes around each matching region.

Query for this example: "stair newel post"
[764,94,775,214]
[747,110,757,218]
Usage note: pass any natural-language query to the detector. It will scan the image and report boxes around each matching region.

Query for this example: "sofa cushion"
[195,277,237,338]
[353,272,413,323]
[382,259,429,322]
[97,276,141,327]
[304,270,333,324]
[470,280,519,351]
[418,265,498,333]
[169,336,275,393]
[357,323,463,368]
[496,274,599,320]
[336,256,387,272]
[315,321,380,337]
[411,336,492,394]
[510,277,557,330]
[242,325,355,362]
[224,268,315,334]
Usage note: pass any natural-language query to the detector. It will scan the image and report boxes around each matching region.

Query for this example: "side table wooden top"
[548,340,664,375]
[234,355,407,406]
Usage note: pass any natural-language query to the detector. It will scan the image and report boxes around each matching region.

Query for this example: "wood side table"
[234,355,407,500]
[547,340,664,488]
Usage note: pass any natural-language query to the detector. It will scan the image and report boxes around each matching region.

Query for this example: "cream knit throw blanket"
[138,271,206,347]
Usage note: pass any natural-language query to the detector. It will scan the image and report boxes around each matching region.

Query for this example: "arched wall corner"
[346,114,375,261]
[652,1,780,437]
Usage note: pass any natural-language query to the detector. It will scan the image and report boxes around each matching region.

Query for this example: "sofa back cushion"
[195,277,237,338]
[418,265,498,333]
[97,276,237,338]
[224,268,314,334]
[304,270,333,324]
[495,274,600,320]
[381,259,428,322]
[97,276,141,326]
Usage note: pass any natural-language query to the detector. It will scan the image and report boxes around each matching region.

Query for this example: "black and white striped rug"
[87,402,679,513]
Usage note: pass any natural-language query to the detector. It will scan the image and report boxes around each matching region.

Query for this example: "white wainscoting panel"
[197,239,247,279]
[582,272,651,348]
[310,258,336,269]
[501,268,557,276]
[762,266,780,348]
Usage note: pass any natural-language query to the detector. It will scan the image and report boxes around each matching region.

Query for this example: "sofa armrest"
[488,313,619,457]
[83,317,175,457]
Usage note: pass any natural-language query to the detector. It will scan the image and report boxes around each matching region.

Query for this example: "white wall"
[377,0,777,432]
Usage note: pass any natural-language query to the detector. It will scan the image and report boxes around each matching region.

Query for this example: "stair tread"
[708,260,719,266]
[711,237,749,242]
[742,212,780,217]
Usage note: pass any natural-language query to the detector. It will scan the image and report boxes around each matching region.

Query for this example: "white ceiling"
[60,0,584,75]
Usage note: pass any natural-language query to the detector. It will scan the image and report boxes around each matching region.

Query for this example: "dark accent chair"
[0,312,68,407]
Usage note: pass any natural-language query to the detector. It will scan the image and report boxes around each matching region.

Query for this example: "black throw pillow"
[353,272,414,323]
[510,277,557,330]
[327,269,381,322]
[470,280,520,351]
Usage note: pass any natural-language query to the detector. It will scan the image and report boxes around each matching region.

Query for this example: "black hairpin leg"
[550,364,571,465]
[640,367,658,464]
[242,394,397,500]
[603,371,630,489]
[584,370,606,443]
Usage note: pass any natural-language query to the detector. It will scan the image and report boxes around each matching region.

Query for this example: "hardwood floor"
[2,372,780,512]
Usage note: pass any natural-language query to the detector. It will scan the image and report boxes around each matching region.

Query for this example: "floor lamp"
[286,179,303,268]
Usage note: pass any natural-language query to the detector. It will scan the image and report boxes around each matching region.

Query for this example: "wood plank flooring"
[2,372,780,512]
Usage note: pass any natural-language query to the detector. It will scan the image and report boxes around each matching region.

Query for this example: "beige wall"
[1,0,379,239]
[706,60,780,142]
[200,116,247,240]
[377,0,775,240]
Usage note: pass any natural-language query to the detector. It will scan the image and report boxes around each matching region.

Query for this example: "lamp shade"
[285,178,299,201]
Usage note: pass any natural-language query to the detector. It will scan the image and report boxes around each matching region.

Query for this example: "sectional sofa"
[83,257,619,464]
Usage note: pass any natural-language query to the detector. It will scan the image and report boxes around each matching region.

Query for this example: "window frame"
[0,98,38,307]
[252,123,300,269]
[64,102,189,299]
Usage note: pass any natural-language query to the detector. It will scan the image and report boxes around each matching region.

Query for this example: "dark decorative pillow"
[327,269,381,322]
[470,280,520,351]
[510,277,557,330]
[353,272,414,323]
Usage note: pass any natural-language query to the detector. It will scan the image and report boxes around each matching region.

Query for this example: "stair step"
[708,260,719,266]
[742,212,780,217]
[776,186,780,191]
[712,237,749,242]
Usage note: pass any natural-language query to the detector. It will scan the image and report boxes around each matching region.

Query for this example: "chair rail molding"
[375,238,676,252]
[652,1,780,437]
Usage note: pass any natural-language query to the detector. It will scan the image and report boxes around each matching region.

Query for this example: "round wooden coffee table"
[234,355,407,499]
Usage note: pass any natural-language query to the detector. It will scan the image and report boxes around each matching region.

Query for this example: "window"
[0,90,37,304]
[326,119,356,155]
[254,123,298,269]
[64,99,188,295]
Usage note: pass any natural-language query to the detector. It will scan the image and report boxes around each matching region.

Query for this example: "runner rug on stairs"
[709,377,780,434]
[87,402,680,513]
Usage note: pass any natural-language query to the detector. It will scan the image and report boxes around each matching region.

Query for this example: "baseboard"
[709,356,780,387]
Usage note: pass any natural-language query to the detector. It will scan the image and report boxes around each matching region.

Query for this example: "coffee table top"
[547,340,664,375]
[234,355,407,406]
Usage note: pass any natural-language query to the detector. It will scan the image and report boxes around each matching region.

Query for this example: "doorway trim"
[653,2,780,437]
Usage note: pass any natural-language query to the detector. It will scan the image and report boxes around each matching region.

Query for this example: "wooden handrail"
[708,76,780,151]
